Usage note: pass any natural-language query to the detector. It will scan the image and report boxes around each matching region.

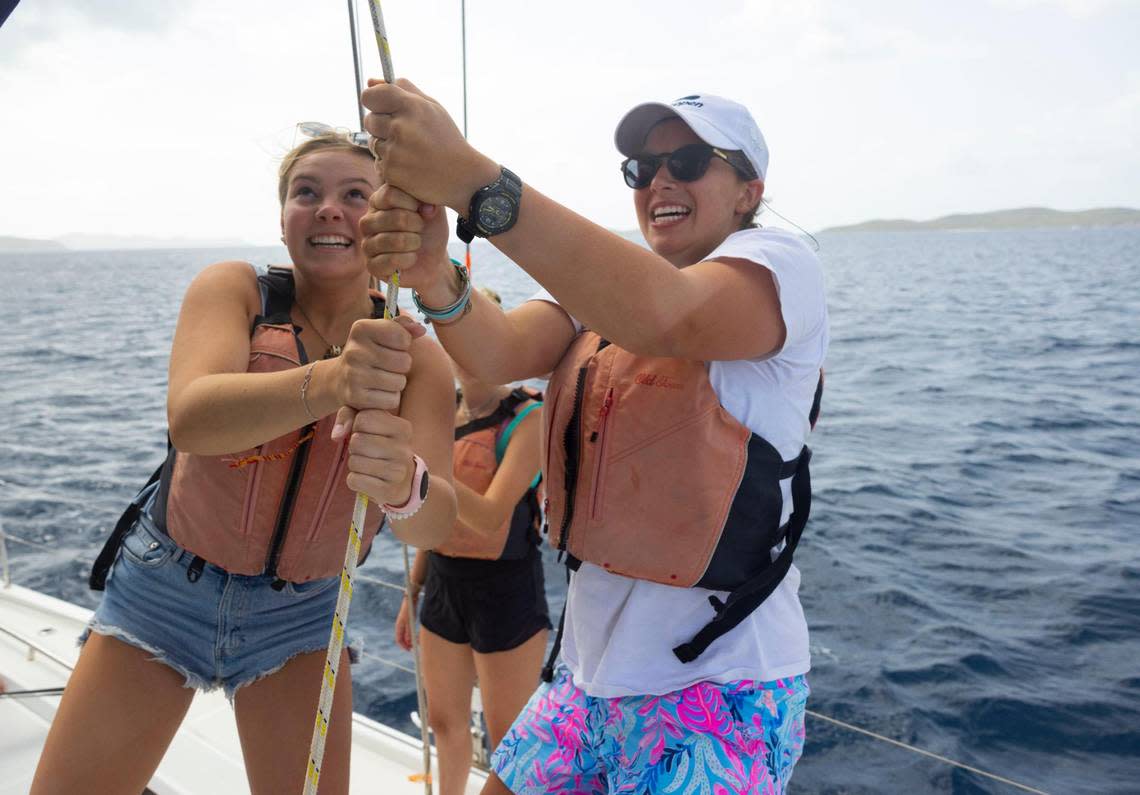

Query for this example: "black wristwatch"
[455,167,522,243]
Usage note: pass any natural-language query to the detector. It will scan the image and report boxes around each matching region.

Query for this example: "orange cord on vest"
[225,429,316,469]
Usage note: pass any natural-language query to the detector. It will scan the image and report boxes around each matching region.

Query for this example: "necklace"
[293,301,343,359]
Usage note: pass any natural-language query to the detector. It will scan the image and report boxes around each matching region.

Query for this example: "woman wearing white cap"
[360,82,828,794]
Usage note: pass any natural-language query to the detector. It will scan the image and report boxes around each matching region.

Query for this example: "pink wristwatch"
[383,454,430,520]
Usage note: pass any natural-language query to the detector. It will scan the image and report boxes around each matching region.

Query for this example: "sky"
[1,0,1137,245]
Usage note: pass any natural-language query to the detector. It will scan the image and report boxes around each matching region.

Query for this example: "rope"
[0,686,66,699]
[460,0,471,275]
[359,649,417,677]
[806,710,1050,794]
[303,5,430,791]
[225,430,314,469]
[346,0,365,130]
[1,532,55,550]
[355,571,410,593]
[403,544,433,789]
[302,493,366,795]
[0,520,9,587]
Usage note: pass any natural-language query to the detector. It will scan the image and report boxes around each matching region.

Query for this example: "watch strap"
[383,454,430,520]
[456,215,478,244]
[457,166,521,240]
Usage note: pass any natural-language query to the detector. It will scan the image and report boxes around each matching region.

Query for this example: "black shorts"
[419,546,551,654]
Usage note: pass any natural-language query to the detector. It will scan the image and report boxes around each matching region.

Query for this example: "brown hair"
[740,198,764,230]
[277,134,374,206]
[723,150,764,229]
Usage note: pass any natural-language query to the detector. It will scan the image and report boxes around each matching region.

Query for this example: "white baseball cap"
[614,94,768,182]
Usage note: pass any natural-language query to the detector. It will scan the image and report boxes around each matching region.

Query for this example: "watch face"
[477,194,517,233]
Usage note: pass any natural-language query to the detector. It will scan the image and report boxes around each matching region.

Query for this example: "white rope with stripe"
[304,5,434,790]
[303,496,366,794]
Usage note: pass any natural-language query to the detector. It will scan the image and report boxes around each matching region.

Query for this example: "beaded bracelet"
[412,259,472,324]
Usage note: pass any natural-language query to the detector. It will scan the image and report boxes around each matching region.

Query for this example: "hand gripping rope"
[303,3,431,793]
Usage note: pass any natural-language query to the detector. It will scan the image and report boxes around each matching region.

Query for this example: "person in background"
[360,83,828,795]
[396,285,549,795]
[31,129,457,795]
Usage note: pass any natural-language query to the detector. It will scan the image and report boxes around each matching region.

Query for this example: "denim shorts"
[491,666,809,794]
[82,503,360,700]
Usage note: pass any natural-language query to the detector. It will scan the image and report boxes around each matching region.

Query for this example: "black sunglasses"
[620,143,755,189]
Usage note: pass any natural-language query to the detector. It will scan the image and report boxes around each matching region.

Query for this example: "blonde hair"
[277,134,373,207]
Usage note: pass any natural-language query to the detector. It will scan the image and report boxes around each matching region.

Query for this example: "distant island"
[821,206,1140,233]
[0,236,67,252]
[0,233,260,252]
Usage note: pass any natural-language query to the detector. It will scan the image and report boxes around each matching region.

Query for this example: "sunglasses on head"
[295,121,370,149]
[620,143,756,189]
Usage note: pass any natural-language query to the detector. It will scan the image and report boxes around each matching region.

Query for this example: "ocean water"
[1,228,1138,794]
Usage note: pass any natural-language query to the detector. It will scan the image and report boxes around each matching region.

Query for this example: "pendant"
[324,345,342,359]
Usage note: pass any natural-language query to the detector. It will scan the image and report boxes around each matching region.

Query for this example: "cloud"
[0,0,182,63]
[28,0,175,30]
[724,1,982,64]
[990,0,1126,18]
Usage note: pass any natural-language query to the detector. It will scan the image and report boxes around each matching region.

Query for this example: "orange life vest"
[434,387,543,560]
[111,267,384,584]
[542,331,818,664]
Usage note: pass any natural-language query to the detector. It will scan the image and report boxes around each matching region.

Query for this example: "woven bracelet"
[412,259,472,322]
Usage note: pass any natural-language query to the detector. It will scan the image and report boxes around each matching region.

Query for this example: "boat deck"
[0,583,484,794]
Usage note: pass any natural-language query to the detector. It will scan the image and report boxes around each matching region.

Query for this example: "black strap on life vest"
[672,446,812,663]
[453,387,537,440]
[809,370,824,430]
[541,564,574,683]
[541,448,811,675]
[258,266,297,324]
[89,458,165,591]
[256,266,389,329]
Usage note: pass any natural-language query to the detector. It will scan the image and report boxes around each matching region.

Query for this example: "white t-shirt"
[530,227,829,698]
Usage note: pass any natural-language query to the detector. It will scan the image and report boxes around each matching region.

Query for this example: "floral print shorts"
[491,667,809,794]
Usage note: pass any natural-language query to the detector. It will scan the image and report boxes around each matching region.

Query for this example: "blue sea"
[2,227,1138,794]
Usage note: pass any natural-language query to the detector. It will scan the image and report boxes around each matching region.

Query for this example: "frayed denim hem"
[223,633,364,702]
[80,619,209,692]
[79,622,363,703]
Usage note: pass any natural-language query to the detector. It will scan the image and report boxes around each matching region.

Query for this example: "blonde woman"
[32,130,457,795]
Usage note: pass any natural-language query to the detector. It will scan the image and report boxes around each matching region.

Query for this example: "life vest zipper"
[264,424,315,578]
[265,322,314,580]
[238,457,264,537]
[588,387,614,521]
[557,366,589,551]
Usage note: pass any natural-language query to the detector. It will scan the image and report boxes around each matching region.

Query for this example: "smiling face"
[280,147,377,281]
[634,119,763,267]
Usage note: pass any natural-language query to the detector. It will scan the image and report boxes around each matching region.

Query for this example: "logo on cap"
[672,95,703,108]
